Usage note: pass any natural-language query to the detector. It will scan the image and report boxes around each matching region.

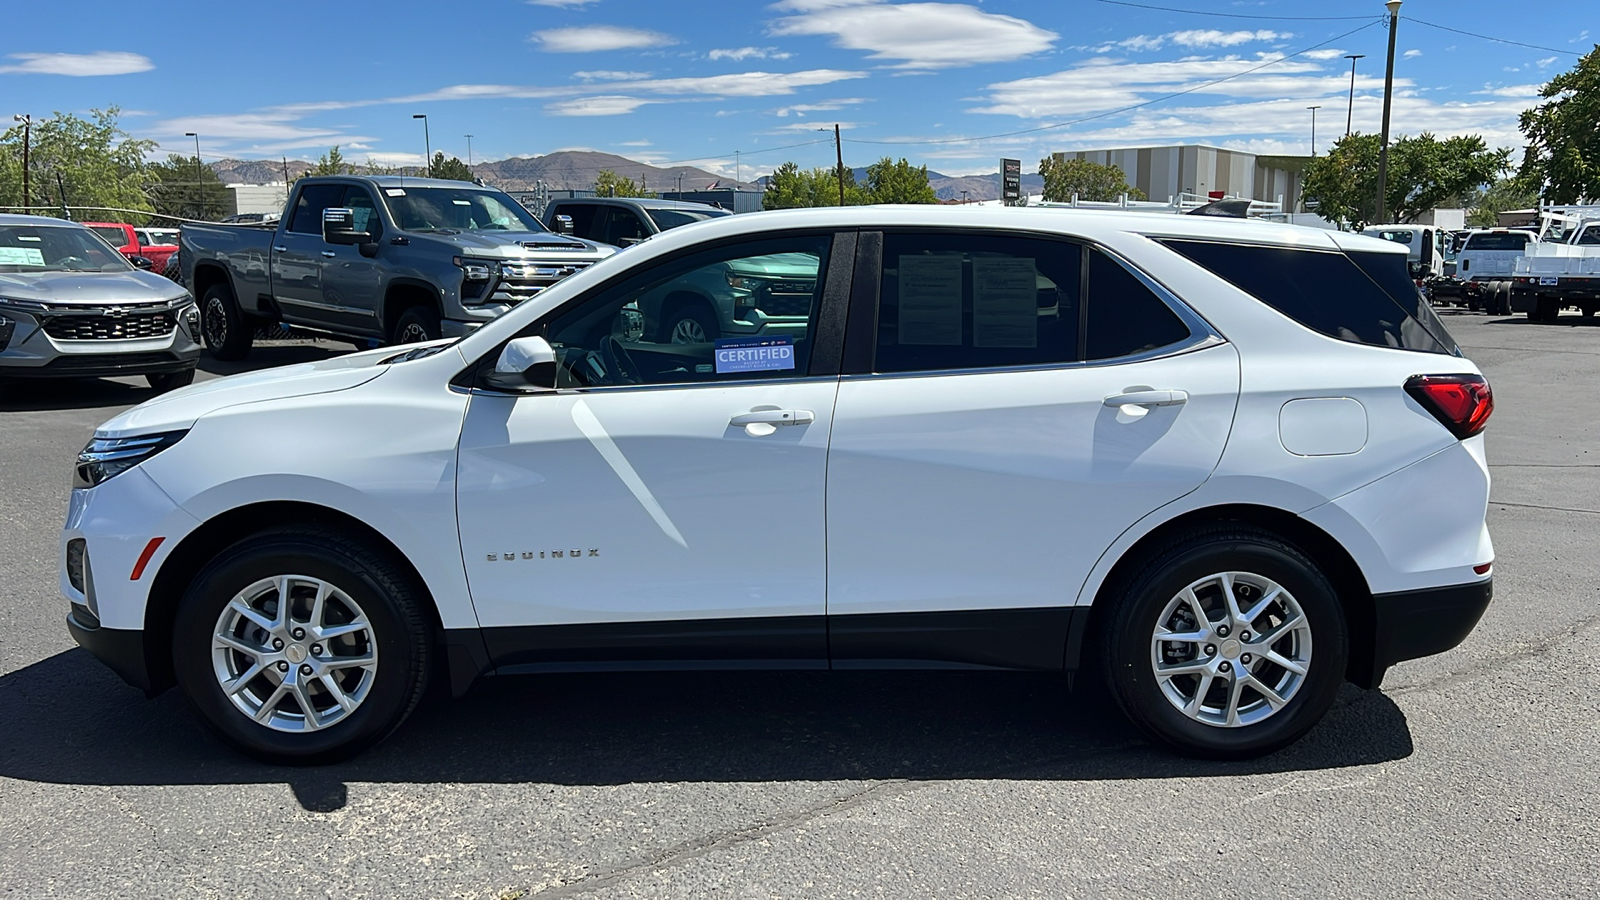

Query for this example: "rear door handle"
[273,245,288,253]
[1104,389,1188,408]
[730,409,815,426]
[320,251,336,258]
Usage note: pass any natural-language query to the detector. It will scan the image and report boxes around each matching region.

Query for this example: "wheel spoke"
[1157,658,1213,677]
[221,661,265,696]
[1224,675,1248,726]
[1256,612,1306,646]
[1264,649,1309,675]
[1219,572,1245,624]
[1241,586,1283,625]
[309,581,330,631]
[1247,674,1288,710]
[1183,673,1215,716]
[316,621,370,642]
[253,682,290,723]
[1179,588,1209,633]
[286,678,320,730]
[320,675,356,712]
[323,652,375,671]
[214,632,264,659]
[275,576,295,626]
[1155,626,1208,643]
[227,599,276,634]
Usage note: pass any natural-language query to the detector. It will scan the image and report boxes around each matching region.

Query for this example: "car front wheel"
[171,527,432,764]
[1101,527,1347,759]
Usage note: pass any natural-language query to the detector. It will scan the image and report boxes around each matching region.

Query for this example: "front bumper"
[66,605,154,694]
[0,302,201,378]
[1360,578,1493,688]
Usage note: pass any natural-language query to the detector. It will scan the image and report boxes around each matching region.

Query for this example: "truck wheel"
[661,302,719,344]
[201,284,253,361]
[171,526,433,764]
[146,368,196,393]
[391,306,441,345]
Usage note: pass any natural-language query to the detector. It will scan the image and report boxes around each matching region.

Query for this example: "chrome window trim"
[454,373,842,398]
[841,334,1226,382]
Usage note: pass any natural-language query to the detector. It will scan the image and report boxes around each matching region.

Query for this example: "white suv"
[61,207,1495,764]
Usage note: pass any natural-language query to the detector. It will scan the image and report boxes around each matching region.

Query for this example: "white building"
[225,183,290,218]
[1051,145,1310,213]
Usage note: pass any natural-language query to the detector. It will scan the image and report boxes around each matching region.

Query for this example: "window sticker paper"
[0,247,46,266]
[384,188,406,197]
[714,336,796,374]
[972,257,1038,348]
[896,255,963,345]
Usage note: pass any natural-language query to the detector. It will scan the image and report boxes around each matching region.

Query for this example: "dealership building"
[1051,144,1311,212]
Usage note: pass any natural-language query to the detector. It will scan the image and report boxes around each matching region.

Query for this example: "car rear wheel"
[146,368,196,393]
[1101,527,1347,759]
[662,302,719,344]
[391,306,441,345]
[172,527,432,764]
[201,283,253,361]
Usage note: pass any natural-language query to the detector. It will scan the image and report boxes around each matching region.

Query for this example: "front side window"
[288,184,346,235]
[544,235,830,388]
[598,207,649,246]
[387,187,543,233]
[551,203,599,240]
[343,186,384,239]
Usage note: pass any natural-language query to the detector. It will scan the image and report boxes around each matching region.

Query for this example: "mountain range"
[207,151,1042,201]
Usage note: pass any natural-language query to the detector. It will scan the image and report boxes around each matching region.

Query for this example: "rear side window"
[1462,233,1531,251]
[288,184,346,234]
[550,203,599,240]
[90,226,127,247]
[1161,239,1453,355]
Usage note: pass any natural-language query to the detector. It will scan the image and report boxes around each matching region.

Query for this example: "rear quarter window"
[1159,239,1455,355]
[1462,233,1532,251]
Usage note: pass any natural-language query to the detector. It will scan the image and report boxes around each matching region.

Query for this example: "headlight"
[73,431,187,489]
[453,256,496,282]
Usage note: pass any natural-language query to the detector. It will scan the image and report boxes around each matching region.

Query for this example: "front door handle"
[1104,389,1188,408]
[320,250,336,258]
[730,409,815,427]
[273,245,288,253]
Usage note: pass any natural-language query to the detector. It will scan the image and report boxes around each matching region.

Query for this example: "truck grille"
[754,282,816,317]
[487,261,594,306]
[43,310,176,341]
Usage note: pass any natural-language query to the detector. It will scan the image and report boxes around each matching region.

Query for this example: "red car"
[83,221,178,273]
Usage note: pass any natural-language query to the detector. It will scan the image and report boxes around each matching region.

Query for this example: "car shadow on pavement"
[1487,315,1600,327]
[0,649,1414,811]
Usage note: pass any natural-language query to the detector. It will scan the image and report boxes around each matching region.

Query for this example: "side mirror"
[323,207,372,246]
[482,336,558,392]
[129,255,154,270]
[552,214,574,235]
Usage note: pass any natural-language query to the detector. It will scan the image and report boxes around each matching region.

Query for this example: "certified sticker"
[714,336,796,374]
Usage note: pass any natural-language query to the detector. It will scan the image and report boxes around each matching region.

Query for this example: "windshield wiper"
[408,227,461,235]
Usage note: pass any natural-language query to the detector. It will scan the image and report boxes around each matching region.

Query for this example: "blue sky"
[1,0,1590,180]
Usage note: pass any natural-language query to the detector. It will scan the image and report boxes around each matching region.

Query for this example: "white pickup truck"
[1456,228,1536,315]
[1511,207,1600,321]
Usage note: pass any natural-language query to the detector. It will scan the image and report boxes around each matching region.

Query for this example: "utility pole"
[12,114,30,212]
[1343,54,1365,137]
[960,189,969,205]
[413,114,430,176]
[833,124,845,206]
[185,131,203,218]
[1307,106,1322,156]
[734,150,740,187]
[1374,0,1402,225]
[465,134,474,167]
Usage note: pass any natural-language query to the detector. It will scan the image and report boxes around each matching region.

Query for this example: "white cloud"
[573,70,652,80]
[764,120,864,133]
[709,46,793,61]
[530,25,677,53]
[397,69,867,104]
[1404,49,1423,58]
[527,0,600,5]
[545,95,656,116]
[773,97,867,116]
[1303,49,1345,60]
[617,140,653,146]
[1170,29,1290,49]
[357,150,426,166]
[0,51,153,77]
[769,0,1057,69]
[154,112,346,143]
[1537,56,1559,68]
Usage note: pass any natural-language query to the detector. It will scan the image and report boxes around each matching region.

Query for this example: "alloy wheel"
[1149,571,1312,728]
[211,574,379,732]
[203,296,229,348]
[670,317,707,344]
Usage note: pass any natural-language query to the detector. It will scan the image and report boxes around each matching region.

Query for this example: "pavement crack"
[1491,500,1600,516]
[1389,614,1600,697]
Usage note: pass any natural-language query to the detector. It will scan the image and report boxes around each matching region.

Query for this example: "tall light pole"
[464,134,474,167]
[960,189,970,205]
[1374,0,1402,224]
[12,114,30,211]
[817,125,845,205]
[185,131,203,218]
[412,114,430,176]
[1307,106,1322,156]
[1343,54,1365,137]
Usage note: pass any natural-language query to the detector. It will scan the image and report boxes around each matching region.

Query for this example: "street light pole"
[833,124,845,206]
[412,114,430,176]
[185,131,203,218]
[1343,54,1365,137]
[464,134,473,167]
[1307,106,1322,155]
[1374,0,1402,224]
[12,114,30,211]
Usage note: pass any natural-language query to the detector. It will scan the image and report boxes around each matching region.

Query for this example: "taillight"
[1405,374,1493,439]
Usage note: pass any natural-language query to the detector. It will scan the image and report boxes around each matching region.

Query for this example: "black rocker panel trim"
[829,607,1085,671]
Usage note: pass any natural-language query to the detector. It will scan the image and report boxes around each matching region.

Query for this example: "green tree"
[1518,45,1600,203]
[306,146,350,178]
[762,161,868,209]
[1304,132,1508,229]
[0,108,155,219]
[429,152,476,182]
[146,153,228,221]
[594,169,656,198]
[1038,156,1146,203]
[864,157,937,204]
[1466,175,1540,227]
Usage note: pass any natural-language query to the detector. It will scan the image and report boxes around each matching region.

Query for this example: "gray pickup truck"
[181,176,614,359]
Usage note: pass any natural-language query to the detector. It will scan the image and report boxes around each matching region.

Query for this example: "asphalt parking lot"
[2,314,1598,899]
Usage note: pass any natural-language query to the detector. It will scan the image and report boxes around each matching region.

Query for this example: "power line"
[1088,0,1374,21]
[843,20,1381,147]
[1406,17,1582,57]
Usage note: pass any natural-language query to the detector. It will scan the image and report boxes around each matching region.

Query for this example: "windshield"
[1370,230,1416,246]
[0,225,133,273]
[646,207,730,230]
[384,187,546,234]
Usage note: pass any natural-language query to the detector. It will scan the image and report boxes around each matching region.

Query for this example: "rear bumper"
[66,606,155,695]
[1360,578,1493,688]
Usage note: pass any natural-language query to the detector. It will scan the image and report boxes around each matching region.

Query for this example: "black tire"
[200,283,253,361]
[660,300,719,344]
[390,306,441,345]
[171,526,432,764]
[145,367,196,392]
[1100,526,1348,760]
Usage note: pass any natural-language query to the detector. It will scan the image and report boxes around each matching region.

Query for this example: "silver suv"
[0,214,201,391]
